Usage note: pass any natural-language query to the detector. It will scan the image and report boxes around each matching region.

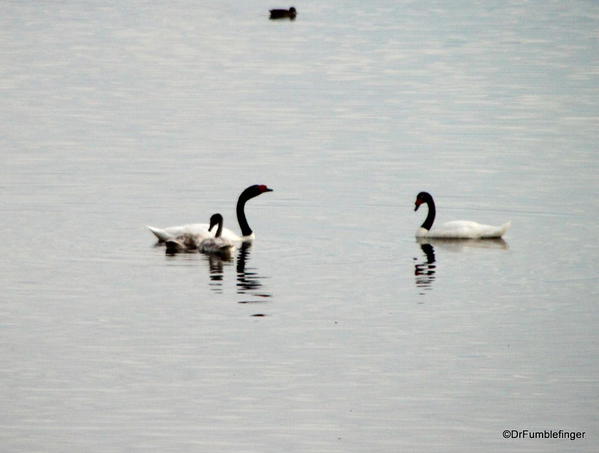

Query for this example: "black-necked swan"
[269,7,297,19]
[414,191,511,239]
[199,213,235,256]
[147,185,273,243]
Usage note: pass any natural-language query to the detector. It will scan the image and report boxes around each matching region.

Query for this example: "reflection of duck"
[414,243,436,293]
[269,7,297,20]
[414,192,510,239]
[147,185,273,243]
[236,243,271,299]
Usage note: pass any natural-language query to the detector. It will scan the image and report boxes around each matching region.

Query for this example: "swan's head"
[208,213,223,232]
[289,7,297,17]
[243,184,273,200]
[414,191,432,211]
[257,184,273,193]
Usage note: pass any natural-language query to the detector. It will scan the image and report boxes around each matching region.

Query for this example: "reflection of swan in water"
[414,243,437,294]
[198,242,271,299]
[236,242,271,302]
[203,253,234,294]
[413,238,509,294]
[416,237,509,251]
[414,238,509,294]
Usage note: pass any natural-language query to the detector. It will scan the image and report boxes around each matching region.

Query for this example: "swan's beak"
[208,220,217,232]
[414,199,423,211]
[264,187,273,192]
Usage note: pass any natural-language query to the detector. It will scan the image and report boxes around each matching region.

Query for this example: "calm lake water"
[1,1,598,452]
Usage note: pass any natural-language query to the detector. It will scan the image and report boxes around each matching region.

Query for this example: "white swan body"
[148,224,248,242]
[414,192,510,239]
[147,185,272,243]
[416,220,511,239]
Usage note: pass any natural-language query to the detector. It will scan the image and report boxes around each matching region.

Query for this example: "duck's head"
[289,7,297,17]
[414,191,432,211]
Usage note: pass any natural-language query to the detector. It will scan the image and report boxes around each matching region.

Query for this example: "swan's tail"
[480,221,511,238]
[147,225,171,242]
[497,221,511,237]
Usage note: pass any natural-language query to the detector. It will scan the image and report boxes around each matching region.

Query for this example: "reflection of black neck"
[236,192,253,237]
[236,243,262,293]
[421,243,435,263]
[421,198,436,230]
[415,242,436,294]
[236,242,251,274]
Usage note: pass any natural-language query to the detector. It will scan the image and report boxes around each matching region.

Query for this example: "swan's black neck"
[421,198,436,231]
[236,193,253,237]
[209,214,224,238]
[214,219,223,238]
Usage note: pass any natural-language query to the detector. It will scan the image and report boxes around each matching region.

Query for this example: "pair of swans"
[164,213,235,257]
[148,184,273,255]
[148,186,510,251]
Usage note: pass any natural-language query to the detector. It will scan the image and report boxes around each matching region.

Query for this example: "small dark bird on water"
[269,7,297,20]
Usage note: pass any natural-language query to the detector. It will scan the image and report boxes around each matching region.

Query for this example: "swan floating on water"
[148,185,273,243]
[199,213,235,257]
[414,191,510,239]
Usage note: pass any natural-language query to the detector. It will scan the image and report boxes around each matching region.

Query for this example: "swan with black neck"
[414,191,510,239]
[199,213,235,256]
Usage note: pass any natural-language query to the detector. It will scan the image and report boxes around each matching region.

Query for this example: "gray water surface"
[1,1,598,452]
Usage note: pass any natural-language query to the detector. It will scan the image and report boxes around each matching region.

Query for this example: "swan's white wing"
[147,224,209,242]
[219,228,246,242]
[147,224,245,242]
[418,220,510,239]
